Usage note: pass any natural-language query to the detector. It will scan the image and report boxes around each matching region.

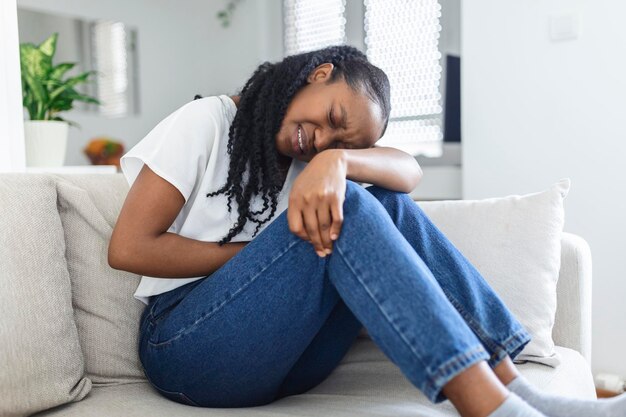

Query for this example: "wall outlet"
[549,13,580,41]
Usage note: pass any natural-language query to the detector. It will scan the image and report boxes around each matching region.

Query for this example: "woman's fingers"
[316,204,333,254]
[287,204,310,242]
[329,194,344,242]
[287,191,343,257]
[303,206,326,257]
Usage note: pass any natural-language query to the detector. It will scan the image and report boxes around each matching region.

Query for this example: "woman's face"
[275,63,385,164]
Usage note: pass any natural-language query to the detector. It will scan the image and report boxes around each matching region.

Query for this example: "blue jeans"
[138,180,530,407]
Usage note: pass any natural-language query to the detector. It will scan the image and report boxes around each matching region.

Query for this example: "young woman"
[109,45,625,417]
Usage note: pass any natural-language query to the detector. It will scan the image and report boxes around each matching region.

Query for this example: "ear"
[307,63,334,83]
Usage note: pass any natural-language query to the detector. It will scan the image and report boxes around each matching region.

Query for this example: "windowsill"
[410,142,462,201]
[415,142,461,167]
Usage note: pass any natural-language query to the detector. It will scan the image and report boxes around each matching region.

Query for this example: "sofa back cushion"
[0,174,91,416]
[54,173,146,385]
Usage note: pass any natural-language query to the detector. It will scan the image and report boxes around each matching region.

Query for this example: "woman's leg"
[138,218,354,408]
[138,180,517,413]
[364,185,532,370]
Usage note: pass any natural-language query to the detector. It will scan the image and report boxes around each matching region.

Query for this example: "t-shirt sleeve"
[120,99,218,204]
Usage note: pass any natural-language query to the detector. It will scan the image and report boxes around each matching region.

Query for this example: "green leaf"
[20,44,52,80]
[38,32,58,58]
[22,71,49,119]
[48,71,92,102]
[50,62,75,81]
[19,32,102,121]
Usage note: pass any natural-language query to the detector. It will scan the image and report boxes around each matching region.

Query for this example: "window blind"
[364,0,444,156]
[284,0,347,55]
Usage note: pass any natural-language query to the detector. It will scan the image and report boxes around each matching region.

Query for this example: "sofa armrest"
[552,232,593,365]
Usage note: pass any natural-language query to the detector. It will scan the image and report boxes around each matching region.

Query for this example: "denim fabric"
[138,180,531,408]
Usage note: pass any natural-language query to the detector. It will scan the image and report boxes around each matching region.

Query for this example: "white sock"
[488,392,547,417]
[507,375,626,417]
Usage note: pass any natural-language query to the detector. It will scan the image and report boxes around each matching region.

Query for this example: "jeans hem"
[488,330,532,368]
[423,344,490,404]
[447,295,532,370]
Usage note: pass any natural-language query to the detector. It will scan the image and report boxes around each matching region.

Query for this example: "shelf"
[24,165,119,174]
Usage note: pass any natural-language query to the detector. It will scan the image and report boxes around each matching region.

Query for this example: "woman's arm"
[108,164,247,278]
[326,146,423,193]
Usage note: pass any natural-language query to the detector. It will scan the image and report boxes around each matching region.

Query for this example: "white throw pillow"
[0,174,91,416]
[414,178,571,366]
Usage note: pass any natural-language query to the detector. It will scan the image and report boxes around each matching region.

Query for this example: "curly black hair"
[196,45,391,245]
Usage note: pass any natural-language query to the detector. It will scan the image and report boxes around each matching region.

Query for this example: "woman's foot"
[507,374,626,417]
[443,361,547,417]
[487,392,547,417]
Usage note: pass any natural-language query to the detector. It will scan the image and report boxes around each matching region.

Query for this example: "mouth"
[291,124,309,156]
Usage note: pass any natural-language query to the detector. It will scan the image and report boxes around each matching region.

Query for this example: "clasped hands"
[287,150,348,257]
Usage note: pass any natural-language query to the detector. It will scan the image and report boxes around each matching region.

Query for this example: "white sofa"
[0,173,595,417]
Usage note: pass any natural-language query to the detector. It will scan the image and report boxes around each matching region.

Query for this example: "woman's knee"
[343,180,379,210]
[364,184,412,210]
[341,180,390,223]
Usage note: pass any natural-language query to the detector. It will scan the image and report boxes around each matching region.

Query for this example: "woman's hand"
[287,150,347,257]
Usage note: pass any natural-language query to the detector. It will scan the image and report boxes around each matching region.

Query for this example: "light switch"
[549,13,580,41]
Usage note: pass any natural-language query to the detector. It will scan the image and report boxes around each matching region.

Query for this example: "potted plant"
[20,32,101,167]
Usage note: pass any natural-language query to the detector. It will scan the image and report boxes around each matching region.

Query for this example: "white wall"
[15,0,282,165]
[1,0,26,172]
[463,0,626,377]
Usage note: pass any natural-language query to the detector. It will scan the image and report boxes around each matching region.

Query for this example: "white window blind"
[91,20,129,117]
[364,0,443,156]
[283,0,444,157]
[283,0,346,55]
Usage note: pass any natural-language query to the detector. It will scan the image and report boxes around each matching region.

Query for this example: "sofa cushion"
[53,173,146,385]
[0,174,91,417]
[415,178,570,366]
[32,339,595,417]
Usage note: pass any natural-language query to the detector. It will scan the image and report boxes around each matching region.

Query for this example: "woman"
[109,45,624,417]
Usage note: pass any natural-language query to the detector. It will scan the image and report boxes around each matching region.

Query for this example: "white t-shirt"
[120,95,307,305]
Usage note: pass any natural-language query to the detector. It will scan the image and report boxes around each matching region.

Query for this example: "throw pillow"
[0,174,91,416]
[358,178,570,367]
[54,173,146,385]
[415,178,570,366]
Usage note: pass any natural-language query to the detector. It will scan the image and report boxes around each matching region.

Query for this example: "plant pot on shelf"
[23,120,69,167]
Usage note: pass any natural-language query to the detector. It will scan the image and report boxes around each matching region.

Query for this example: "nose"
[313,128,336,153]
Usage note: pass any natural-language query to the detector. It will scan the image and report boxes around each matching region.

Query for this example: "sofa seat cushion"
[33,338,595,417]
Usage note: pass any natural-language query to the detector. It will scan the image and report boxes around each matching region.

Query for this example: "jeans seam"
[334,243,432,372]
[147,236,303,347]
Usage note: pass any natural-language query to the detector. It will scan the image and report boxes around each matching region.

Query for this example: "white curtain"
[0,0,25,172]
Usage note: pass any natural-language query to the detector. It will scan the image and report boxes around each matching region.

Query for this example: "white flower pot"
[23,120,69,167]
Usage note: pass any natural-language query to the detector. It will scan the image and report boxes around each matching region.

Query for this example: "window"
[91,20,131,117]
[88,19,139,118]
[284,0,347,55]
[283,0,444,157]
